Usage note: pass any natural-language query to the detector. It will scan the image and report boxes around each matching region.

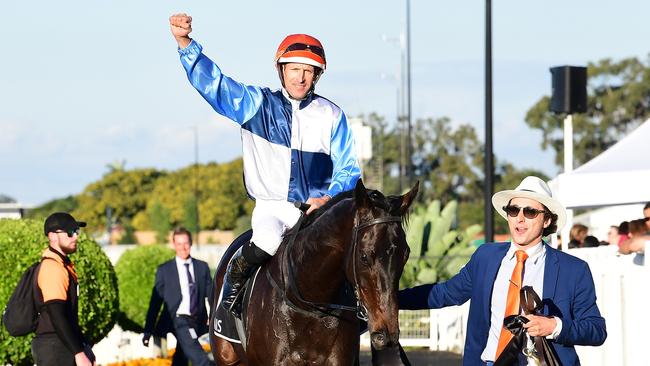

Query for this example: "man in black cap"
[32,212,95,366]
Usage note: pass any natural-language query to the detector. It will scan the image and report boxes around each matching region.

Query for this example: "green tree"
[74,168,166,231]
[145,159,252,231]
[25,195,78,220]
[183,194,199,235]
[148,200,171,244]
[525,56,650,168]
[361,113,551,232]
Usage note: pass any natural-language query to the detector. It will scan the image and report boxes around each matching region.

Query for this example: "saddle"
[494,286,561,366]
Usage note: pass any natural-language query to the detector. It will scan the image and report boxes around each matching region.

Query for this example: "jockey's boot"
[222,243,270,318]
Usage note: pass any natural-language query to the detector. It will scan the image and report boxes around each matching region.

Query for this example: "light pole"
[484,0,495,243]
[193,125,200,246]
[405,0,413,187]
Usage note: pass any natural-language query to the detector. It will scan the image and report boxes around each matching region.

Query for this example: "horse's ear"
[354,179,371,208]
[398,180,419,215]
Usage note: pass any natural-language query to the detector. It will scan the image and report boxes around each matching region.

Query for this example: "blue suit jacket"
[398,242,606,366]
[144,258,213,337]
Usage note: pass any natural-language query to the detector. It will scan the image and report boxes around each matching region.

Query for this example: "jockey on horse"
[169,13,361,317]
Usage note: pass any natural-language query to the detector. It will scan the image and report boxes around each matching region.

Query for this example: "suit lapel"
[543,244,559,309]
[482,244,510,319]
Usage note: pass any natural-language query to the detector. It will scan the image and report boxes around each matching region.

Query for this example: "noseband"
[266,213,403,320]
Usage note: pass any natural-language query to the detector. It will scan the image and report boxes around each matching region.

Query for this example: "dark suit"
[398,242,606,366]
[144,258,213,366]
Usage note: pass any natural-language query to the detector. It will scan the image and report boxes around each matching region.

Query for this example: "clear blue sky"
[2,0,648,205]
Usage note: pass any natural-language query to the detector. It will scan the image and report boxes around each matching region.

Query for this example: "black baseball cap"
[44,212,87,236]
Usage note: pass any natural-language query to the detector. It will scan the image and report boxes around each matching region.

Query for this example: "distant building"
[0,203,33,219]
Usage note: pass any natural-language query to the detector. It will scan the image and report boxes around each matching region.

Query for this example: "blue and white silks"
[178,40,361,203]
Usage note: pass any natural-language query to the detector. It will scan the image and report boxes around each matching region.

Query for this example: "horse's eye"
[360,253,370,266]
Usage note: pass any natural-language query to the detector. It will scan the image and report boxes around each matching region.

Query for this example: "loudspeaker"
[549,66,587,114]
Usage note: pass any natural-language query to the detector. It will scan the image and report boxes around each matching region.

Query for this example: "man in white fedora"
[398,176,606,365]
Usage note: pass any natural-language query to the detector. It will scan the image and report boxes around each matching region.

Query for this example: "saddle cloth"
[212,267,261,344]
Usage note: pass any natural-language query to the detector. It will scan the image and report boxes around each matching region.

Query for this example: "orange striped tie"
[495,249,528,359]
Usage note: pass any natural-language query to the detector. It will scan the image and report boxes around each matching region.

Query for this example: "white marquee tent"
[549,118,650,209]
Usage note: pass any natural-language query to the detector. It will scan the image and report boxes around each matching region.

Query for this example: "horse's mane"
[284,190,354,238]
[283,187,410,239]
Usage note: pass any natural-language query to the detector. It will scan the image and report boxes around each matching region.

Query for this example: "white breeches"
[250,200,301,256]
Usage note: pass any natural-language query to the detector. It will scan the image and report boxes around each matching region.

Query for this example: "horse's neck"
[289,204,355,302]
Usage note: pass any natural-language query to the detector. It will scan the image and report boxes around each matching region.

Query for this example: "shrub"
[400,200,482,289]
[0,218,119,365]
[114,245,174,332]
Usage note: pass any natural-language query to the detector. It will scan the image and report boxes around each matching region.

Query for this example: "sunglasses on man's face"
[54,229,80,238]
[503,205,546,219]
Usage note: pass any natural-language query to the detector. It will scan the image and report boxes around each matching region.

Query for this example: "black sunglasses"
[54,228,80,238]
[503,205,546,219]
[284,43,325,59]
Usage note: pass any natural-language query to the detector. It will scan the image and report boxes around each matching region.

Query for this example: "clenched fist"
[169,13,193,49]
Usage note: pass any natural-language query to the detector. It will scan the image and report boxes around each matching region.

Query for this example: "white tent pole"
[561,114,574,248]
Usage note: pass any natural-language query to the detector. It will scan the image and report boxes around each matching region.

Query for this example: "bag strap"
[33,257,58,311]
[519,286,561,366]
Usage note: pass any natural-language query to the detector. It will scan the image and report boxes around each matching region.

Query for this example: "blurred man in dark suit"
[143,227,214,366]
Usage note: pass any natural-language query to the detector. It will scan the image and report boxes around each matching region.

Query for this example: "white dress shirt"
[174,256,195,316]
[481,241,562,364]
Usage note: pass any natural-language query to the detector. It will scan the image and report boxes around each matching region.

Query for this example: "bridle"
[266,213,403,320]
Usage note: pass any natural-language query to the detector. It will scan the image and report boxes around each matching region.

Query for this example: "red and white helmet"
[274,34,326,71]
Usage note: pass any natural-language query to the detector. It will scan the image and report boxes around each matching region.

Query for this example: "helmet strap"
[277,64,287,89]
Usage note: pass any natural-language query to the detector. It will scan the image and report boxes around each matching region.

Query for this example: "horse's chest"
[271,314,356,365]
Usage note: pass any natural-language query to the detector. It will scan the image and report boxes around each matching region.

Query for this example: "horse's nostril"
[370,332,387,348]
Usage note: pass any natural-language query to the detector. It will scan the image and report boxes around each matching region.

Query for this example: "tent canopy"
[549,119,650,209]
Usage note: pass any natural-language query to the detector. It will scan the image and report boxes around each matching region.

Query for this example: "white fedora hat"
[491,176,566,232]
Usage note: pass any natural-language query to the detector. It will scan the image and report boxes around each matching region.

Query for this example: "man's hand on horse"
[169,13,192,48]
[306,195,331,215]
[523,314,556,337]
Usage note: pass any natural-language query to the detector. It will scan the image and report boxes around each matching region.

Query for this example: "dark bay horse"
[210,180,418,365]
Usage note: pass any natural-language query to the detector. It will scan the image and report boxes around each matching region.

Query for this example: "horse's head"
[349,179,418,351]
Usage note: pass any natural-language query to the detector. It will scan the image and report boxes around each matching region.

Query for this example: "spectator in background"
[619,216,650,255]
[34,213,95,366]
[606,225,620,246]
[143,228,214,366]
[644,202,650,231]
[629,219,648,237]
[568,223,588,249]
[617,221,630,246]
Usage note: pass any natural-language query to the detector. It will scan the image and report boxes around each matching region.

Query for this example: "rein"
[266,213,402,320]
